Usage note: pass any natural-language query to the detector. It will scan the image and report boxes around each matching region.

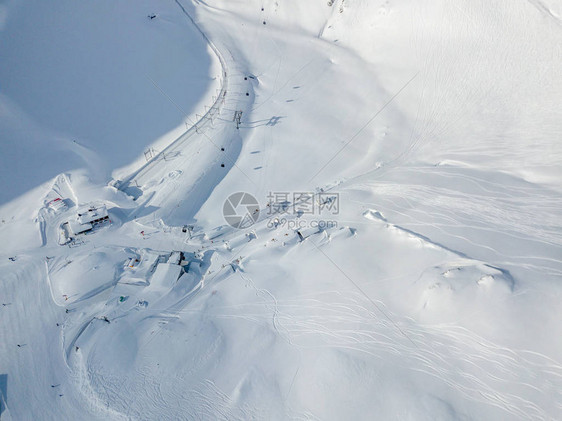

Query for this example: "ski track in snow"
[527,0,562,26]
[346,163,562,284]
[43,170,562,420]
[206,289,562,420]
[2,0,562,419]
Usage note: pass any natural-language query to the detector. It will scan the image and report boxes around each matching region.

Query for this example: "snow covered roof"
[77,204,108,224]
[168,251,182,265]
[151,263,183,288]
[68,220,92,235]
[48,197,67,211]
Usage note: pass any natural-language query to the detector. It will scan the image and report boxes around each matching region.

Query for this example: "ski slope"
[1,0,562,419]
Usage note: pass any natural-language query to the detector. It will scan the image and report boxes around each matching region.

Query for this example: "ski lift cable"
[307,71,419,184]
[145,74,197,127]
[308,238,420,350]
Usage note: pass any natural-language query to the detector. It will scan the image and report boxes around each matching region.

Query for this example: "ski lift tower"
[233,110,243,129]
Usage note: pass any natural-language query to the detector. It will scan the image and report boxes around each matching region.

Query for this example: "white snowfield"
[1,0,561,420]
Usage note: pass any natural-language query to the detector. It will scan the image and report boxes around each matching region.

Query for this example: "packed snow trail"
[116,1,229,193]
[116,2,258,228]
[68,1,562,417]
[2,0,562,419]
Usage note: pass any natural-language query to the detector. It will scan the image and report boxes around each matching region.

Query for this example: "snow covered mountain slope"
[0,0,220,205]
[1,0,561,419]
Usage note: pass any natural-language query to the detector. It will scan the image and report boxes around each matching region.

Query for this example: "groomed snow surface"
[1,0,562,419]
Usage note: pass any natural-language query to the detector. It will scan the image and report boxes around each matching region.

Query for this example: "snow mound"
[47,248,127,305]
